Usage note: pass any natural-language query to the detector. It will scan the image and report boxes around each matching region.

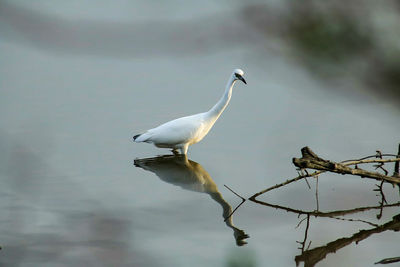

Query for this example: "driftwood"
[293,147,400,184]
[223,145,400,266]
[250,145,400,202]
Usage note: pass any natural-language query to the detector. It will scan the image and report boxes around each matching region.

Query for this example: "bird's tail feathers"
[133,134,142,141]
[133,132,152,142]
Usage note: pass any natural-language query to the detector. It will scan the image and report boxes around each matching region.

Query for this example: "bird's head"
[233,69,246,85]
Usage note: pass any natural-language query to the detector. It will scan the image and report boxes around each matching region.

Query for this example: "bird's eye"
[235,73,241,78]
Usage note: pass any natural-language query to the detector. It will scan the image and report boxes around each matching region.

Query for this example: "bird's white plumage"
[135,113,208,147]
[133,69,246,154]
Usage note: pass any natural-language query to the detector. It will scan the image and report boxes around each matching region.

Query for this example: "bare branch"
[341,153,398,163]
[304,176,311,189]
[374,180,387,220]
[224,199,246,222]
[249,170,323,200]
[315,176,319,211]
[330,216,378,227]
[249,145,400,203]
[223,184,246,221]
[292,147,400,184]
[342,158,400,166]
[295,216,308,229]
[224,184,245,201]
[297,215,310,252]
[249,198,400,218]
[394,144,400,178]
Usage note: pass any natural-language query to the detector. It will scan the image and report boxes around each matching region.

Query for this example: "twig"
[249,199,400,218]
[295,216,308,229]
[374,180,387,219]
[341,153,398,163]
[315,176,319,211]
[394,144,400,178]
[374,181,388,204]
[304,176,311,189]
[297,215,310,252]
[223,185,246,221]
[342,158,400,166]
[224,200,246,222]
[249,170,323,200]
[330,216,378,227]
[306,240,312,251]
[224,184,246,201]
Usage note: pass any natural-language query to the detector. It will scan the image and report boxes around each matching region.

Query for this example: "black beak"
[239,76,247,84]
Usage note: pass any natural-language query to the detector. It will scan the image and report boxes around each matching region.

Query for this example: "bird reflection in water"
[134,155,249,246]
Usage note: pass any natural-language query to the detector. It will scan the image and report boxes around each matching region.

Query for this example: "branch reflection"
[251,197,400,266]
[134,155,249,246]
[295,213,400,267]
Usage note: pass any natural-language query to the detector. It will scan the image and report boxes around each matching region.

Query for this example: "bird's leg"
[179,145,189,155]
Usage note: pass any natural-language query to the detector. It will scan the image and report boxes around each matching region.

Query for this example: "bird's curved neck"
[206,76,236,120]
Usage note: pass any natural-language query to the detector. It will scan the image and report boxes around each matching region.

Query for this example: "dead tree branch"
[249,170,323,200]
[223,184,246,221]
[394,144,400,178]
[296,214,311,252]
[250,145,400,202]
[293,147,400,184]
[249,198,400,218]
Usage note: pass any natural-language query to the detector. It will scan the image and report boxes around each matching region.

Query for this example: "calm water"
[1,1,400,266]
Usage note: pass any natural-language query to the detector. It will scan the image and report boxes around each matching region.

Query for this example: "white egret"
[133,69,247,154]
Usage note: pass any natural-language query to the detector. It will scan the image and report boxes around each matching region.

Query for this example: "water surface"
[1,1,400,266]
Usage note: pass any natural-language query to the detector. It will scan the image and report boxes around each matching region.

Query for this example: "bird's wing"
[140,113,205,145]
